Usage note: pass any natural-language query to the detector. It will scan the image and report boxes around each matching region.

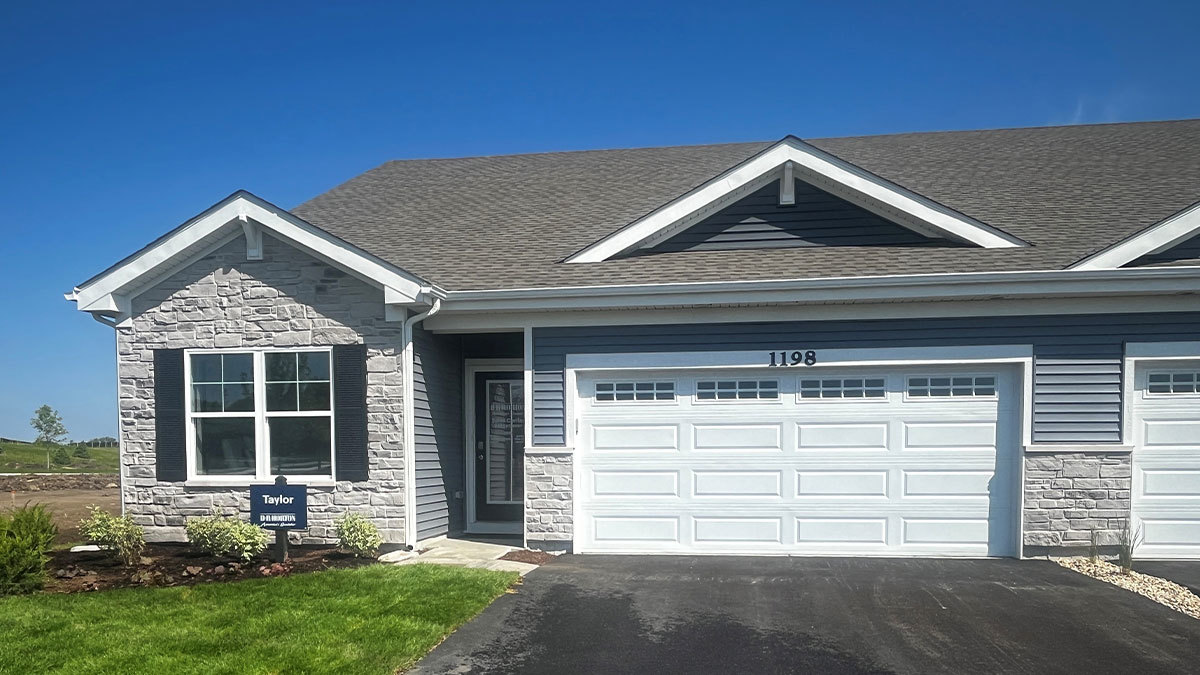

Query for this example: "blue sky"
[1,0,1197,440]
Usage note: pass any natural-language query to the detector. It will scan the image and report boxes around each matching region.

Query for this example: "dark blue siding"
[412,327,464,541]
[532,311,1200,446]
[632,178,954,255]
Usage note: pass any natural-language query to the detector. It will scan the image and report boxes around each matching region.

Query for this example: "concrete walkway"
[380,538,538,576]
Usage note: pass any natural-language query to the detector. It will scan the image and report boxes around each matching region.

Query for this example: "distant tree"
[73,446,90,459]
[30,405,67,445]
[51,446,72,465]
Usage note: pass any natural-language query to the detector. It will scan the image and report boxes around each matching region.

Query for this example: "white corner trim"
[565,137,1026,263]
[66,191,433,318]
[1071,201,1200,270]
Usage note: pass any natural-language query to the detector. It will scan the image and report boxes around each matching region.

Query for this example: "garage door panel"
[693,470,782,497]
[591,471,679,497]
[796,518,888,544]
[577,366,1018,556]
[694,517,783,543]
[1132,361,1200,558]
[693,424,782,452]
[1142,420,1200,446]
[903,422,997,449]
[902,518,991,545]
[903,470,993,497]
[591,425,679,451]
[797,423,889,450]
[796,470,889,497]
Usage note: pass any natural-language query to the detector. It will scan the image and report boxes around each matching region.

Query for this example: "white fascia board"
[437,266,1200,314]
[68,192,432,315]
[565,137,1026,263]
[1070,201,1200,270]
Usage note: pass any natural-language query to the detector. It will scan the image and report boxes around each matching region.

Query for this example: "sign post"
[250,477,308,563]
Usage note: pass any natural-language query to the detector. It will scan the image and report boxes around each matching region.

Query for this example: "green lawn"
[0,441,119,474]
[0,564,517,674]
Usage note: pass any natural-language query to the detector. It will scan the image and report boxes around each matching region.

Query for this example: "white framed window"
[696,379,779,401]
[185,348,334,482]
[595,381,676,403]
[907,375,996,398]
[1146,371,1200,395]
[800,377,886,400]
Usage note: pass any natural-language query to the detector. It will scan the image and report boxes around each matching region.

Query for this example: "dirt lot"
[3,479,121,545]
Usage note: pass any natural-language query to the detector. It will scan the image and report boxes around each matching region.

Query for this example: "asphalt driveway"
[413,555,1200,674]
[1135,561,1200,597]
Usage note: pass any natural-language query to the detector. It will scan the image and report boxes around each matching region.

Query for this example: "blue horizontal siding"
[531,311,1200,446]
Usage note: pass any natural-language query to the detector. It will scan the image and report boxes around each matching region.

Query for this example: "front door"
[473,371,524,523]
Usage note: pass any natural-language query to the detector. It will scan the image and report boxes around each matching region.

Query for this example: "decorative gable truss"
[66,191,434,323]
[1071,201,1200,270]
[566,137,1027,263]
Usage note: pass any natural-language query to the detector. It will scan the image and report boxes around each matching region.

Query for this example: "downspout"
[400,298,442,547]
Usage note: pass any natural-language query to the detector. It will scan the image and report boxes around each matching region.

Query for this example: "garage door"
[1133,361,1200,559]
[575,366,1019,556]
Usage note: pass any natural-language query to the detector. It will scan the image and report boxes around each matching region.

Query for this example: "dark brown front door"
[474,371,524,523]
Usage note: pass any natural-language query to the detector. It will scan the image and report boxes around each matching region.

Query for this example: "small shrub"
[50,447,71,466]
[80,507,145,566]
[336,512,383,558]
[186,515,269,562]
[1088,529,1100,562]
[0,505,56,595]
[1116,517,1143,575]
[73,445,90,459]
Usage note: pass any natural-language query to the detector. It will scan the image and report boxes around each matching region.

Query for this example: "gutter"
[436,266,1200,313]
[400,298,442,546]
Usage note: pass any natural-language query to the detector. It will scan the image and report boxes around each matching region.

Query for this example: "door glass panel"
[486,381,525,504]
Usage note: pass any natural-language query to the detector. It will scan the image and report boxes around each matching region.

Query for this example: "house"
[68,119,1200,559]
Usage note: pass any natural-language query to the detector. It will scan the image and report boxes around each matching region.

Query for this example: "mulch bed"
[0,474,118,492]
[45,543,374,594]
[499,549,557,565]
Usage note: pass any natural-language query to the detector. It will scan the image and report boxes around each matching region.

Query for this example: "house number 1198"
[768,350,817,367]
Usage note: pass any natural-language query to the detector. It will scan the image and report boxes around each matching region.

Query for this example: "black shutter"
[333,343,369,481]
[153,349,187,481]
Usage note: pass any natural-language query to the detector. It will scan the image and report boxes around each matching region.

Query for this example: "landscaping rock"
[1057,557,1200,620]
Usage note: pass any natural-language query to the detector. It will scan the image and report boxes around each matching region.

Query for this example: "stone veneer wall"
[117,235,407,544]
[524,452,573,551]
[1022,452,1132,553]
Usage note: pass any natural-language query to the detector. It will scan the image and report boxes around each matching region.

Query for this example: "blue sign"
[250,479,307,530]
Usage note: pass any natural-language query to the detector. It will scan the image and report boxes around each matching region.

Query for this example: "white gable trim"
[565,137,1027,263]
[66,191,433,319]
[1070,201,1200,270]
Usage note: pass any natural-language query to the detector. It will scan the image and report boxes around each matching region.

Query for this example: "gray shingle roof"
[291,119,1200,291]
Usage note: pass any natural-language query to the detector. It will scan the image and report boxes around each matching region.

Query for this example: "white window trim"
[903,373,1000,401]
[1142,369,1200,398]
[184,347,335,487]
[693,378,782,404]
[593,380,678,404]
[1120,342,1200,450]
[797,374,888,402]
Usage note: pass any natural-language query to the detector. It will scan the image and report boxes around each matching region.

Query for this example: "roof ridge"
[377,140,773,165]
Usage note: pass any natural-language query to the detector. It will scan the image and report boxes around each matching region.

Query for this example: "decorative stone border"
[1056,558,1200,619]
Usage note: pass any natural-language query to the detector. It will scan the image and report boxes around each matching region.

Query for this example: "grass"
[0,441,119,474]
[0,564,517,674]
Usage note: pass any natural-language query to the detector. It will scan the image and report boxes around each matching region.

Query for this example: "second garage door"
[574,366,1020,556]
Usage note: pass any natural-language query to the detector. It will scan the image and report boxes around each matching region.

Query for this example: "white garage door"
[575,366,1020,556]
[1133,361,1200,559]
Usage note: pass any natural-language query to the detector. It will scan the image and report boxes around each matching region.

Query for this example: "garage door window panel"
[800,377,886,400]
[696,379,779,401]
[595,381,675,403]
[1146,371,1200,396]
[907,376,996,399]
